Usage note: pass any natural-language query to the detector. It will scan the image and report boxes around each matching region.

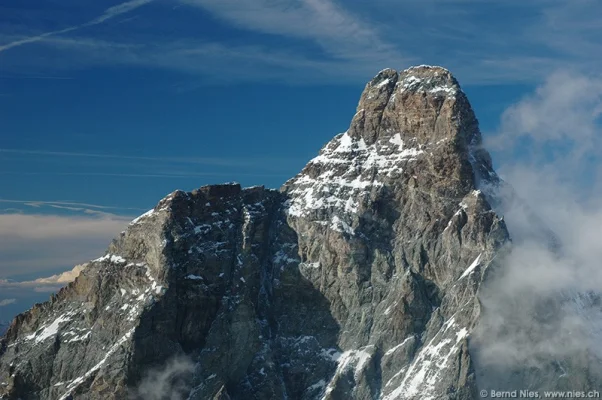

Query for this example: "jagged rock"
[0,65,592,400]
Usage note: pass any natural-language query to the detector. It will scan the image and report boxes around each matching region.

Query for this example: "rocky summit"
[0,66,583,399]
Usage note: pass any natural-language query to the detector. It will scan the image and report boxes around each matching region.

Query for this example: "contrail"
[0,148,301,168]
[0,0,153,53]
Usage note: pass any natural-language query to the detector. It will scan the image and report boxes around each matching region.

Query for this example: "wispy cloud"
[181,0,405,64]
[0,198,143,212]
[0,0,153,53]
[0,74,74,80]
[0,0,408,85]
[0,171,292,179]
[130,355,195,399]
[0,148,302,168]
[88,0,153,25]
[0,299,16,307]
[2,1,602,85]
[22,35,382,85]
[4,0,601,85]
[0,147,305,185]
[0,26,80,53]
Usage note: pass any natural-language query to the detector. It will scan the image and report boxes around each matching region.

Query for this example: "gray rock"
[0,66,596,400]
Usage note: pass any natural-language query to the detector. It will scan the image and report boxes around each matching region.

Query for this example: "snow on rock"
[383,318,469,400]
[58,328,135,400]
[66,331,91,343]
[398,66,459,98]
[384,336,415,357]
[25,310,77,344]
[299,262,321,269]
[93,254,127,264]
[322,346,375,399]
[459,253,482,280]
[129,209,154,225]
[285,131,424,219]
[377,78,391,88]
[307,379,326,392]
[330,215,355,236]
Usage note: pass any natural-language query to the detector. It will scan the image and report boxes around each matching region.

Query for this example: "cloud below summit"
[474,70,602,385]
[489,70,602,160]
[0,212,131,278]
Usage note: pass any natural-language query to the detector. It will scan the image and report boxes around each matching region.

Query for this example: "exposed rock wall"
[0,66,531,400]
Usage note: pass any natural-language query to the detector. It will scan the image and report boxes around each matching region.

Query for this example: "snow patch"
[25,310,76,344]
[129,209,154,225]
[322,346,374,399]
[58,328,135,400]
[300,262,320,269]
[459,253,482,280]
[93,254,127,264]
[384,336,414,357]
[285,131,423,218]
[377,78,390,88]
[389,133,404,147]
[383,318,469,400]
[330,215,355,235]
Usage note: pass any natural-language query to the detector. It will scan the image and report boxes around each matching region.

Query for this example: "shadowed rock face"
[0,65,509,399]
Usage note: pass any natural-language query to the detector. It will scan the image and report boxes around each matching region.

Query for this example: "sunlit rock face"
[0,66,517,400]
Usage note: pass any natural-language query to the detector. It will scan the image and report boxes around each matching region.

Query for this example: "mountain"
[0,66,594,399]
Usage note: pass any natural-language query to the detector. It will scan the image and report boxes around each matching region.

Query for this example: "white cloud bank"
[474,70,602,388]
[0,212,130,278]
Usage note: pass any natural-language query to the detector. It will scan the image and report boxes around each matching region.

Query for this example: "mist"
[129,355,195,400]
[473,70,602,390]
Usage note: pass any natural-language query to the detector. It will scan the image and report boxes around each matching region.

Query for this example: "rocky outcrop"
[0,65,565,399]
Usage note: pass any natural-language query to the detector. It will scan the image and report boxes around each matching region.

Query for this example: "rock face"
[0,66,547,399]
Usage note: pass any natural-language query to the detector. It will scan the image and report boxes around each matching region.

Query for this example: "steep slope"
[281,66,508,399]
[1,66,508,400]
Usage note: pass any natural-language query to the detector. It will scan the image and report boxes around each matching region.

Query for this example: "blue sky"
[1,0,602,321]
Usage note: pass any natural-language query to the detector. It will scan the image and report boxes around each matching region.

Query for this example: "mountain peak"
[352,65,471,147]
[403,64,453,74]
[283,66,500,245]
[367,65,459,97]
[0,66,511,400]
[398,65,459,96]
